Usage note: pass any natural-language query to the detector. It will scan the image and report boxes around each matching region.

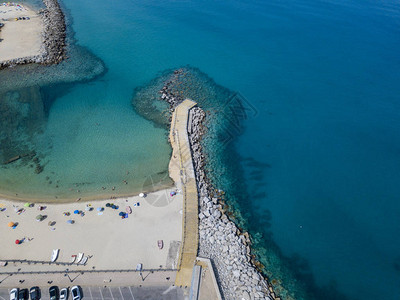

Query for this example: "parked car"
[49,286,59,300]
[9,288,18,300]
[70,286,81,300]
[29,286,41,300]
[60,288,68,300]
[17,289,28,300]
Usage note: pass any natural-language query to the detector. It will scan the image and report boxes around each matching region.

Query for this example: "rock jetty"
[160,69,278,299]
[0,0,66,69]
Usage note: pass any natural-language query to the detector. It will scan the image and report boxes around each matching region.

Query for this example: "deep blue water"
[1,0,400,298]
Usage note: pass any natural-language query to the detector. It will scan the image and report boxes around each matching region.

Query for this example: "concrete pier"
[168,100,199,288]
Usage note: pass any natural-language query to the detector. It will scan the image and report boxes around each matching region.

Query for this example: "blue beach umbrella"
[97,207,104,212]
[67,220,74,224]
[118,212,125,216]
[74,210,79,214]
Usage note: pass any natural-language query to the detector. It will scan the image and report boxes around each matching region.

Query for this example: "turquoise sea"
[1,0,400,298]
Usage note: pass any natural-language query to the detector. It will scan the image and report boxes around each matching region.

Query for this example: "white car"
[60,288,68,300]
[70,286,81,300]
[9,288,18,300]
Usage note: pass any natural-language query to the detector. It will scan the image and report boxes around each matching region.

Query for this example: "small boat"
[70,255,77,264]
[79,256,88,265]
[158,240,163,250]
[0,261,8,267]
[136,263,142,271]
[76,253,84,264]
[51,249,59,262]
[126,206,132,214]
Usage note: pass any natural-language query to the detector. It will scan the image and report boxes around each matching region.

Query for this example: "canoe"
[51,249,59,262]
[76,253,84,264]
[158,240,163,250]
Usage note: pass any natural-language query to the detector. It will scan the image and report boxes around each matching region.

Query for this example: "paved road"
[0,286,186,300]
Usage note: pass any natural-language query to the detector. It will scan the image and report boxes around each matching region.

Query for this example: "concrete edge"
[196,257,222,300]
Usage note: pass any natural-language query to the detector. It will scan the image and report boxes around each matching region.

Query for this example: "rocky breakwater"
[40,0,67,64]
[159,72,278,299]
[0,0,66,69]
[189,108,277,300]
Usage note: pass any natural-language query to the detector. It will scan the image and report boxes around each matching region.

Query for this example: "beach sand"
[0,189,183,278]
[0,3,43,62]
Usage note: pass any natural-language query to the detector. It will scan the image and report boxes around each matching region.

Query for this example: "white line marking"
[162,286,176,295]
[99,286,104,300]
[108,287,115,300]
[88,286,93,300]
[118,287,124,300]
[128,286,135,300]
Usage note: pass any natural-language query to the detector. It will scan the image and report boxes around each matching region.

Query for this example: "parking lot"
[0,285,186,300]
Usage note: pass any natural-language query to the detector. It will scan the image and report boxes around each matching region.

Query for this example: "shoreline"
[0,181,174,204]
[0,0,66,69]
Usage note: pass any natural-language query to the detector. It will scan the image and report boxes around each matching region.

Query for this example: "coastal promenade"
[168,100,199,288]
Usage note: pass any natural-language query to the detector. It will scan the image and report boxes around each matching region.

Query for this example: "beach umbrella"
[139,193,145,198]
[24,203,31,207]
[106,203,111,207]
[67,220,74,224]
[118,212,125,216]
[74,210,79,214]
[8,222,14,227]
[96,207,103,212]
[36,214,43,221]
[15,239,20,244]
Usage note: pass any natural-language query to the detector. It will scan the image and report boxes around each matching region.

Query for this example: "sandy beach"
[0,189,183,280]
[0,2,44,62]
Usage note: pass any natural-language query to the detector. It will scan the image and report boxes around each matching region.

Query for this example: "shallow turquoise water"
[1,0,400,298]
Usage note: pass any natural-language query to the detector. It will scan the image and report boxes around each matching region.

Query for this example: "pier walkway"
[168,100,199,288]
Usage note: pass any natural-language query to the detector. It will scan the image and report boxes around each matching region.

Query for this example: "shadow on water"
[131,66,352,300]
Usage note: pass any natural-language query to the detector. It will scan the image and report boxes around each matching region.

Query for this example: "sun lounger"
[79,256,88,265]
[51,249,59,262]
[76,253,84,264]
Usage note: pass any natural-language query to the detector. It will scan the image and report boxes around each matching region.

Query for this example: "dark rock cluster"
[40,0,67,64]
